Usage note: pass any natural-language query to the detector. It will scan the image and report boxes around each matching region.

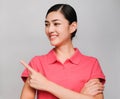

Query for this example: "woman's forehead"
[45,11,66,21]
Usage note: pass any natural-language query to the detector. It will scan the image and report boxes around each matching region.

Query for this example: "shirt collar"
[69,48,82,64]
[47,49,57,64]
[47,48,83,65]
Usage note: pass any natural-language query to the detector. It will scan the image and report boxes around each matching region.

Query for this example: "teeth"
[50,35,57,39]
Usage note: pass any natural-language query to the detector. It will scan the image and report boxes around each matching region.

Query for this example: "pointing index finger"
[20,60,35,73]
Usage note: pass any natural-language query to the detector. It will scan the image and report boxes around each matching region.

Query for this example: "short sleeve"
[90,59,106,84]
[21,56,44,82]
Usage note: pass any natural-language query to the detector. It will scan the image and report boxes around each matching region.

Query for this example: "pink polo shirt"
[21,48,105,99]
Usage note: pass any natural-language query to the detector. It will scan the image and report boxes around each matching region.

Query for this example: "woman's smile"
[49,33,59,41]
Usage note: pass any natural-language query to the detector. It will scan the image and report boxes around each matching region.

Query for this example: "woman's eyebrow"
[45,19,61,23]
[45,20,49,23]
[52,19,61,22]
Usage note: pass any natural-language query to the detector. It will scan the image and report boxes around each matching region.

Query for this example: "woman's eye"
[54,23,60,26]
[45,23,49,27]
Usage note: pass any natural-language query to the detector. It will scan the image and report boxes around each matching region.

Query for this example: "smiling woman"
[45,11,77,47]
[45,4,77,40]
[20,4,105,99]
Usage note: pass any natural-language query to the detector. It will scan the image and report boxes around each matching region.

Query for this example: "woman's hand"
[20,60,49,91]
[81,79,104,96]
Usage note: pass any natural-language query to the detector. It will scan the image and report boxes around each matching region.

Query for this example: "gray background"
[0,0,120,99]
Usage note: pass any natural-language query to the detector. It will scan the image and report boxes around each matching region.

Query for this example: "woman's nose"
[48,24,55,33]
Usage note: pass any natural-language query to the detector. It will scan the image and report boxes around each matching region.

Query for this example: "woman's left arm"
[80,79,104,96]
[81,79,104,99]
[44,78,104,99]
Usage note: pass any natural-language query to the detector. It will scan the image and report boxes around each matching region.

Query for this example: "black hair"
[46,4,77,40]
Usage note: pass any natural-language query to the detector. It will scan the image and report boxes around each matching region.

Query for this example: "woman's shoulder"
[76,48,99,63]
[29,49,54,62]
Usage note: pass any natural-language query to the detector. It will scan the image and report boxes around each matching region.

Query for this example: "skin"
[20,11,104,99]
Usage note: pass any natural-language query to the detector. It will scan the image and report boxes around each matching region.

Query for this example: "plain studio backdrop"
[0,0,120,99]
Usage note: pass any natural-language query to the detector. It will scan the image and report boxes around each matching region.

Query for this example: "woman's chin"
[50,42,60,47]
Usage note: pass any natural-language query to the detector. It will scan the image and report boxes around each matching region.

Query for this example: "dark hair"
[46,4,77,40]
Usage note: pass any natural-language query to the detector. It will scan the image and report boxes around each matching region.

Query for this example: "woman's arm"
[20,60,104,99]
[20,77,36,99]
[81,79,104,96]
[45,79,104,99]
[81,79,104,99]
[29,76,103,99]
[45,80,95,99]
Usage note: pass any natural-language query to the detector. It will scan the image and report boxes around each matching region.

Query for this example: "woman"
[20,4,105,99]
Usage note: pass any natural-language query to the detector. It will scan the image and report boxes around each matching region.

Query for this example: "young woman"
[20,4,105,99]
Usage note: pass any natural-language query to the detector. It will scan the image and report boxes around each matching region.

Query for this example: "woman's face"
[45,11,75,47]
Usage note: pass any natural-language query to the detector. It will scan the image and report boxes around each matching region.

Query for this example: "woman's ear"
[69,22,77,34]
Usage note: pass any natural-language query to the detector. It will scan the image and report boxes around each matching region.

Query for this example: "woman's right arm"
[20,77,36,99]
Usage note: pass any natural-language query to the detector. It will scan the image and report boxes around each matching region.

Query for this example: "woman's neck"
[54,43,75,63]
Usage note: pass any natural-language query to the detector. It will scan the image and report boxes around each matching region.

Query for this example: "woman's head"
[46,4,77,40]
